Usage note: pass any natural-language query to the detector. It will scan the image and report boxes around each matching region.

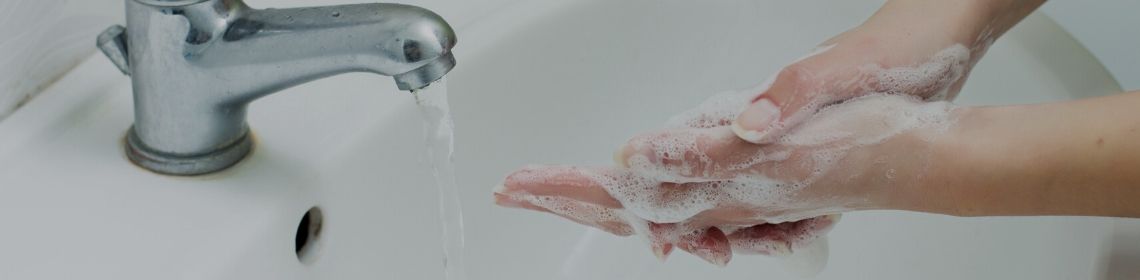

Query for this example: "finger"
[727,214,840,256]
[735,43,976,144]
[616,127,799,182]
[647,223,675,261]
[726,222,792,256]
[494,192,552,211]
[648,223,733,266]
[498,165,622,208]
[499,165,727,224]
[732,64,850,144]
[674,226,733,266]
[494,192,635,236]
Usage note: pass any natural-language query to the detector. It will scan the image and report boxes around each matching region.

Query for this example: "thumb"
[732,66,842,144]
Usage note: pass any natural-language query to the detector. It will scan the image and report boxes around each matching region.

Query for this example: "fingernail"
[770,241,793,257]
[613,147,628,168]
[491,183,522,196]
[651,242,673,261]
[492,192,522,207]
[704,252,731,267]
[680,228,733,267]
[733,97,780,143]
[492,183,508,194]
[821,214,842,226]
[493,192,537,211]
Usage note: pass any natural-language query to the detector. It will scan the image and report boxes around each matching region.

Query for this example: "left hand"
[494,92,958,266]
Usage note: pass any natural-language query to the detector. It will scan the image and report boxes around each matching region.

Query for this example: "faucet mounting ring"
[126,127,253,175]
[134,0,209,7]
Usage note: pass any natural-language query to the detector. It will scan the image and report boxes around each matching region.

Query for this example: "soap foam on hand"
[495,44,969,272]
[611,94,957,223]
[577,93,957,272]
[591,45,967,268]
[733,44,972,144]
[610,44,970,224]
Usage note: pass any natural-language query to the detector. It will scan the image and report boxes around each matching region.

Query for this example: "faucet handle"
[97,25,131,75]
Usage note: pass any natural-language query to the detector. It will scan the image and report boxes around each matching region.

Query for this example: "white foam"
[522,45,970,268]
[587,95,959,265]
[599,43,971,228]
[665,90,753,129]
[866,44,971,100]
[605,94,957,225]
[736,44,970,144]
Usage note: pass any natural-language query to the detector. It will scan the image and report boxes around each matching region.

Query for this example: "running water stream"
[412,78,467,280]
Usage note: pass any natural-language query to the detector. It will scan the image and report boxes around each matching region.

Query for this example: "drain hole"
[295,206,324,262]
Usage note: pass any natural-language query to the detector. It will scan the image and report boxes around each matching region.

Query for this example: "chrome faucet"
[96,0,457,175]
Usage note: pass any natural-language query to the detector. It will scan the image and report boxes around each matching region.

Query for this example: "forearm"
[911,91,1140,217]
[853,0,1045,61]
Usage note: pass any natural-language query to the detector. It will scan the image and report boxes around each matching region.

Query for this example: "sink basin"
[0,0,1131,279]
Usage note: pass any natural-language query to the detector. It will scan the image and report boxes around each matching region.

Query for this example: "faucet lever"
[97,25,131,75]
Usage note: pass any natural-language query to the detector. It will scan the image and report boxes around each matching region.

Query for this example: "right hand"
[492,10,987,266]
[495,0,1046,267]
[495,92,959,265]
[733,0,995,143]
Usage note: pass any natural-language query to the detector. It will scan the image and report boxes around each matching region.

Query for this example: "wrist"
[869,0,1043,50]
[870,0,990,44]
[889,105,1046,216]
[842,114,969,213]
[873,106,998,215]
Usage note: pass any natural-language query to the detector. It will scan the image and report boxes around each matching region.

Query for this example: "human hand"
[731,0,1026,143]
[493,0,1047,266]
[495,92,960,265]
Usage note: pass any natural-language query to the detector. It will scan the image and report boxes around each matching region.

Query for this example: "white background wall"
[0,0,1135,120]
[0,0,517,120]
[0,0,121,119]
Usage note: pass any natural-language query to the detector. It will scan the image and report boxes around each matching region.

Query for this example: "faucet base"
[125,127,253,176]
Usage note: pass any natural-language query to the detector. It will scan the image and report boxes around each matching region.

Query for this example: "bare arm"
[733,0,1046,143]
[903,90,1140,217]
[492,0,1082,265]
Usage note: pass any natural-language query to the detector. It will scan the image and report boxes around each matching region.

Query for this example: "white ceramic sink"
[0,1,1133,279]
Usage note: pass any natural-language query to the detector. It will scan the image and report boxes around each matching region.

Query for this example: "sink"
[0,0,1131,279]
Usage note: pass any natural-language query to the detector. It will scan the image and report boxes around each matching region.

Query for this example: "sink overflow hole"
[295,206,324,262]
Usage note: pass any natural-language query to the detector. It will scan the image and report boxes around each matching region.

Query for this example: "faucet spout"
[199,3,458,96]
[102,0,457,175]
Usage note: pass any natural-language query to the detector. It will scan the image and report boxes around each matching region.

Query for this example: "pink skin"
[490,61,864,264]
[491,88,950,265]
[490,0,1007,265]
[735,41,974,144]
[494,0,1055,267]
[732,0,1036,145]
[494,127,851,265]
[491,57,957,265]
